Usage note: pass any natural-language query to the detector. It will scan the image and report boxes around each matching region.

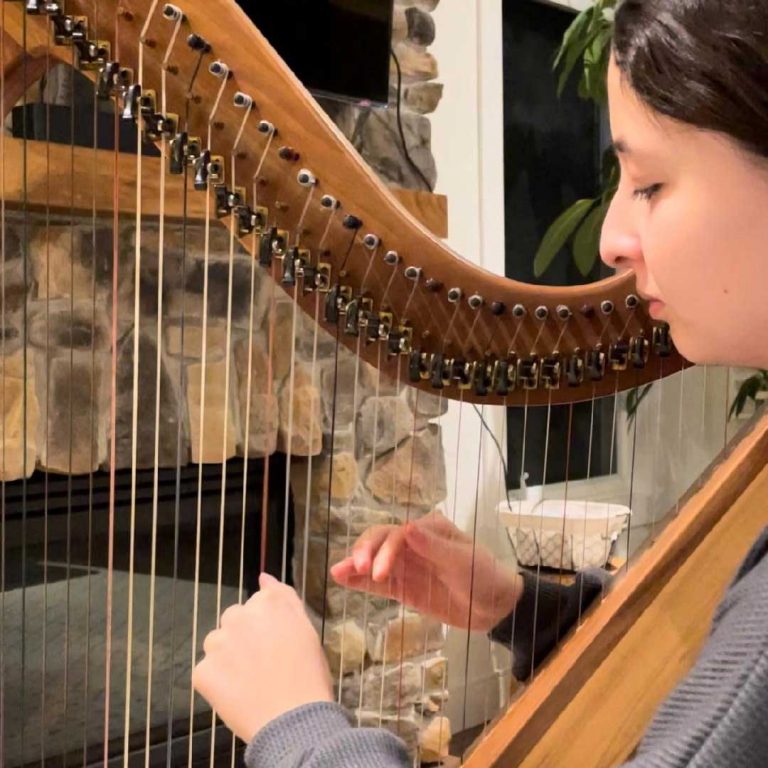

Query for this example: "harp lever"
[122,84,142,122]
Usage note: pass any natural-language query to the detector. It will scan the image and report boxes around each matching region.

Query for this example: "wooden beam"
[1,137,449,237]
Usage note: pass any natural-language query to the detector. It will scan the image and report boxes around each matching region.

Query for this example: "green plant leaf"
[533,198,596,277]
[557,34,594,97]
[572,203,607,277]
[626,382,654,429]
[729,371,768,419]
[554,6,593,70]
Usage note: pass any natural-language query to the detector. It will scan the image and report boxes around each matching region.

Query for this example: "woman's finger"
[351,525,394,575]
[415,510,471,543]
[371,527,407,582]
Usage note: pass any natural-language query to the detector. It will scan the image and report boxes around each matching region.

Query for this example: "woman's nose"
[599,194,643,271]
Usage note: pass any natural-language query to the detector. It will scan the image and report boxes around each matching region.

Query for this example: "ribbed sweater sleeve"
[244,702,409,768]
[490,567,610,680]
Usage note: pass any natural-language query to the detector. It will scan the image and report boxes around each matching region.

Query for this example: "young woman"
[191,1,768,765]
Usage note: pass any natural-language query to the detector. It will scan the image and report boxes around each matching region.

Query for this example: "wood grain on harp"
[4,2,767,768]
[3,0,685,408]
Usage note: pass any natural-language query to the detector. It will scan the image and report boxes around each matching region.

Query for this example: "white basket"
[502,499,630,571]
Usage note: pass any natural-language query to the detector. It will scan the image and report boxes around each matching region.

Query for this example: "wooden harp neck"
[6,0,688,405]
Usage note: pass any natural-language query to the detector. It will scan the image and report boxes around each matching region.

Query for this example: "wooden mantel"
[1,137,448,238]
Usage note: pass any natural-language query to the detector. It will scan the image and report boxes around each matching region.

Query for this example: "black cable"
[473,405,515,514]
[390,48,434,193]
[389,50,515,514]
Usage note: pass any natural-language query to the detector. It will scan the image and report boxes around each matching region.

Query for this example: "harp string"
[123,3,159,758]
[187,56,230,768]
[19,10,29,762]
[104,6,122,759]
[624,373,641,570]
[280,190,314,585]
[0,1,6,761]
[300,292,322,604]
[316,225,367,646]
[208,92,254,766]
[255,127,277,574]
[392,363,422,735]
[335,332,363,706]
[460,400,486,732]
[528,390,556,683]
[84,8,100,753]
[166,45,204,767]
[485,398,510,725]
[577,389,598,626]
[355,342,384,727]
[62,42,78,768]
[142,12,185,766]
[230,178,264,768]
[553,403,575,641]
[374,353,406,728]
[334,235,381,705]
[378,272,419,720]
[40,24,52,765]
[675,365,687,516]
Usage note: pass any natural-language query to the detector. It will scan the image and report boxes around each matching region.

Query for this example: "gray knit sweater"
[245,527,768,767]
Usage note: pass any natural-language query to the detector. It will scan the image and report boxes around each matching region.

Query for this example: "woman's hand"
[330,511,523,632]
[192,573,334,744]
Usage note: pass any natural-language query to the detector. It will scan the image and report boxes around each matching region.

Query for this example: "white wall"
[430,0,512,731]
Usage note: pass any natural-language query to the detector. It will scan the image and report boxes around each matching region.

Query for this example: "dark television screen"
[237,0,394,106]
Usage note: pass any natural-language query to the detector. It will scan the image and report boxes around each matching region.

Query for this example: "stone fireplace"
[2,0,450,764]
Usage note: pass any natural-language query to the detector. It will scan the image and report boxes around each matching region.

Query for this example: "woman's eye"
[632,183,663,201]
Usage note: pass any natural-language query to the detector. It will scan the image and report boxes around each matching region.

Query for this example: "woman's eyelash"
[633,183,663,201]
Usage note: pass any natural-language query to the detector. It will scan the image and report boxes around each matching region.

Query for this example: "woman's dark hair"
[613,0,768,160]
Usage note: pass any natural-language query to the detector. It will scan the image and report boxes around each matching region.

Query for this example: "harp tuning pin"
[187,33,211,53]
[209,60,230,79]
[625,293,640,310]
[580,304,595,318]
[556,304,572,320]
[363,234,380,250]
[425,278,443,292]
[297,169,317,187]
[534,305,549,320]
[600,300,615,315]
[491,301,506,316]
[259,120,276,135]
[447,287,462,304]
[25,0,42,13]
[343,214,363,231]
[468,294,484,310]
[279,146,299,162]
[233,92,253,109]
[512,303,527,318]
[383,250,400,266]
[321,194,339,210]
[162,4,184,22]
[405,266,423,281]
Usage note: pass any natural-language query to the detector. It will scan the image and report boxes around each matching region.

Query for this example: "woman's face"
[601,58,768,369]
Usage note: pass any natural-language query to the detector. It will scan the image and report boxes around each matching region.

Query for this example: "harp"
[1,1,766,767]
